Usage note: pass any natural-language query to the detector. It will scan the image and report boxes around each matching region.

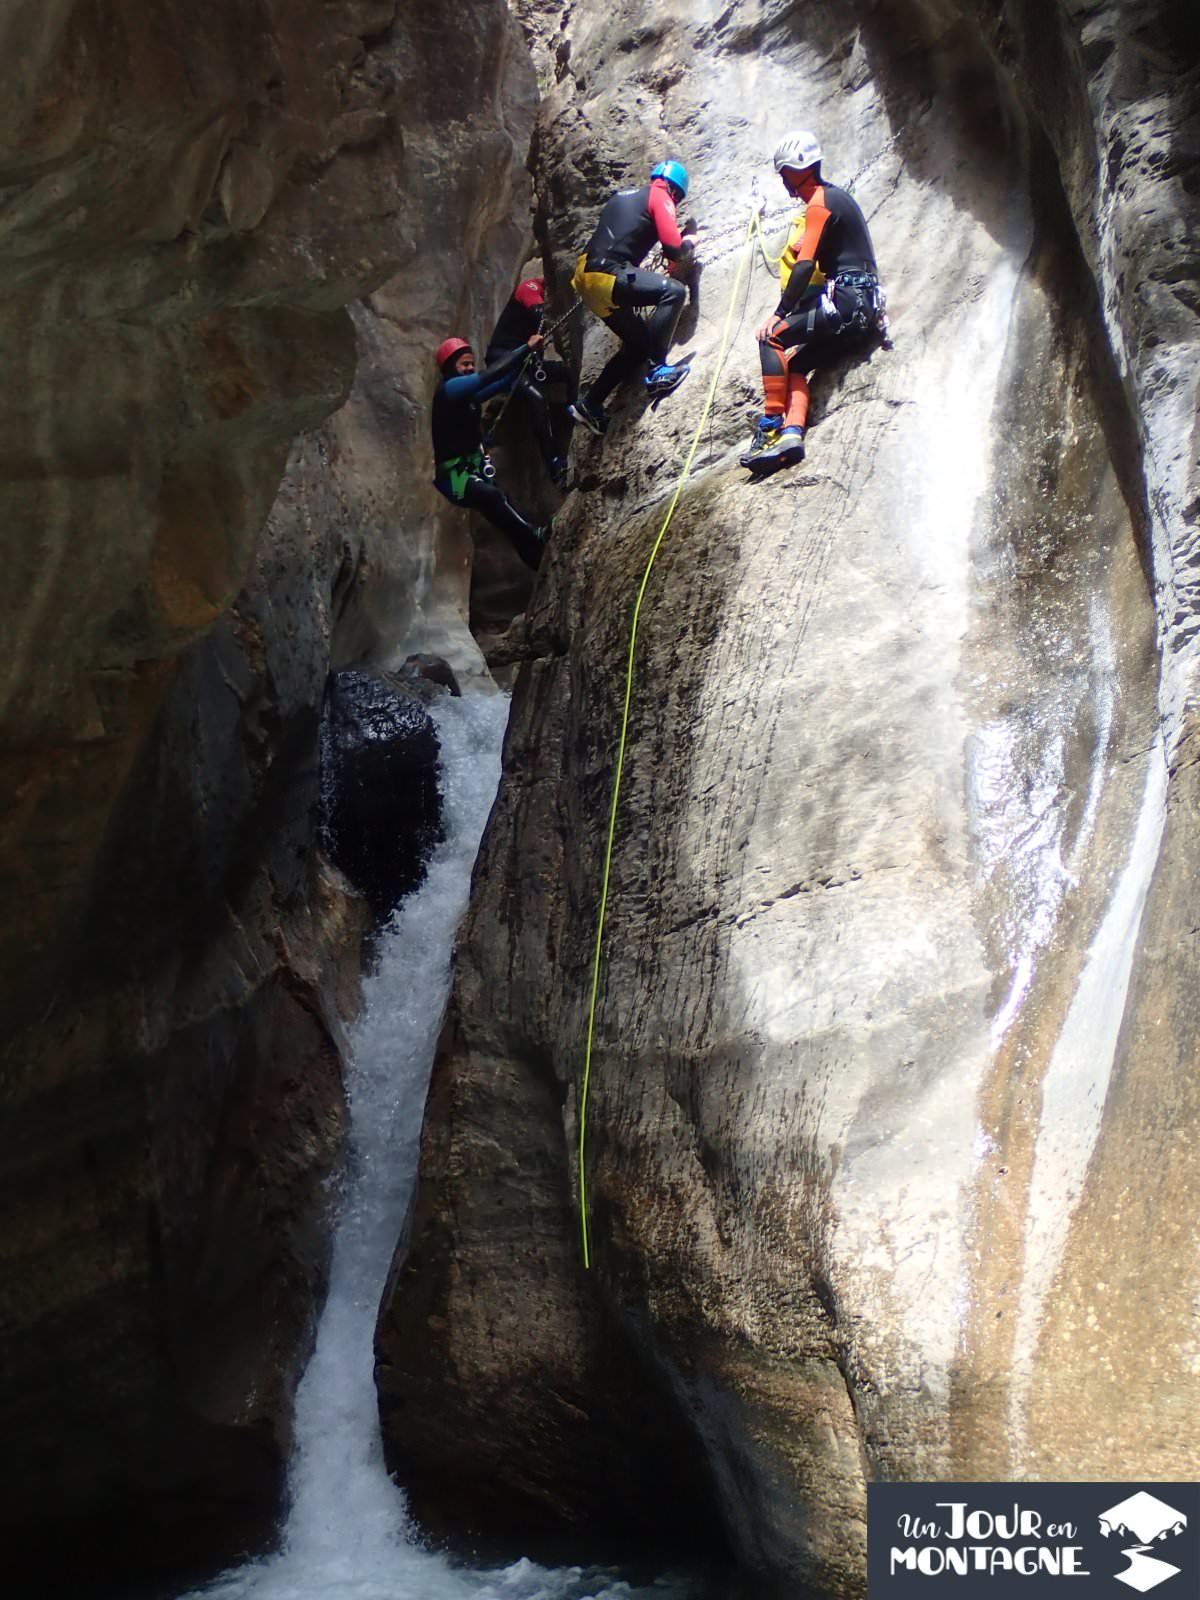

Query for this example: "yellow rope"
[752,207,787,271]
[577,211,756,1269]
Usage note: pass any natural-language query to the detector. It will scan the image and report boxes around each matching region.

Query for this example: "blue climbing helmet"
[650,159,689,200]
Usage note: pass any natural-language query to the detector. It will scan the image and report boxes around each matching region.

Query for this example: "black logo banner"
[868,1483,1199,1597]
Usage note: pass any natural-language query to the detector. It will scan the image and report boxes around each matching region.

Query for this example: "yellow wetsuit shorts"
[572,253,617,318]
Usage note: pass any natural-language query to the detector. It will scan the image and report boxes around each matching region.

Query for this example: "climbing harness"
[753,210,891,346]
[432,448,494,503]
[577,208,756,1271]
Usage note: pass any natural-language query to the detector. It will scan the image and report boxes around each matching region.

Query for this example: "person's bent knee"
[761,341,788,378]
[664,277,686,308]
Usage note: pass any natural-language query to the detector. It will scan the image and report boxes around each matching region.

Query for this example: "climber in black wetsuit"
[485,277,576,487]
[741,129,884,474]
[431,333,548,570]
[568,159,695,437]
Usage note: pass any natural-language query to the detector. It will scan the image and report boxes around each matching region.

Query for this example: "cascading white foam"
[183,688,699,1600]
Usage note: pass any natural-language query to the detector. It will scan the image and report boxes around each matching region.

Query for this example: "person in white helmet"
[742,129,881,473]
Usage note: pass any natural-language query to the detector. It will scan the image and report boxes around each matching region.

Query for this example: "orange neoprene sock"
[784,371,810,430]
[762,372,789,418]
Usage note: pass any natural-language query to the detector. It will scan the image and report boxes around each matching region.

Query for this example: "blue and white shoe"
[644,362,690,396]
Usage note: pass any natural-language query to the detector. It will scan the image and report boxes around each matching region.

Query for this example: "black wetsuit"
[578,179,689,405]
[485,293,575,472]
[432,346,543,570]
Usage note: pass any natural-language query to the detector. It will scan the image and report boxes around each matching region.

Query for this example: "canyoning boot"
[568,394,608,437]
[645,362,690,397]
[746,425,805,474]
[739,414,784,469]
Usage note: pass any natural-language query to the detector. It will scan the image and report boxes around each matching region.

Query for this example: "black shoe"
[548,455,570,487]
[568,396,608,436]
[746,426,805,474]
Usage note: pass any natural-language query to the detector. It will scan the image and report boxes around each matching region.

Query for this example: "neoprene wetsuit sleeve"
[474,342,531,401]
[648,179,685,262]
[775,196,831,315]
[442,343,528,404]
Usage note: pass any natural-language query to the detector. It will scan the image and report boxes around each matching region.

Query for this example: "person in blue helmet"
[568,159,695,437]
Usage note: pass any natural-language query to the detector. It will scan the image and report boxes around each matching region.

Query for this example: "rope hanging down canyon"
[577,208,757,1270]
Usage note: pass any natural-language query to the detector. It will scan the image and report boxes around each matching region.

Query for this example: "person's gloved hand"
[670,238,698,279]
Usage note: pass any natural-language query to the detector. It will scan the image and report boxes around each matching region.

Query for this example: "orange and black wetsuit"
[759,180,879,431]
[571,178,689,404]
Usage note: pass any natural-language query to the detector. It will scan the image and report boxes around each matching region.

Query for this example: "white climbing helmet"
[772,129,823,174]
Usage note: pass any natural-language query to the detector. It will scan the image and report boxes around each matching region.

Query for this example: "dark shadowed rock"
[403,653,463,698]
[0,0,535,1589]
[321,670,444,919]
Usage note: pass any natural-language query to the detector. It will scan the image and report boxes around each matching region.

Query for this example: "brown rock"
[378,2,1197,1593]
[0,0,537,1588]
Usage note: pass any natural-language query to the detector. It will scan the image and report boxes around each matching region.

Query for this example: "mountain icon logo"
[1099,1492,1189,1593]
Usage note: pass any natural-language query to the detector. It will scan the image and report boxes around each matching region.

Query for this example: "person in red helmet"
[431,332,548,570]
[742,129,883,475]
[485,276,577,487]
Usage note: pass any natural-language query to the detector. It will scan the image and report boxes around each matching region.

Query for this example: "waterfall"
[183,688,703,1600]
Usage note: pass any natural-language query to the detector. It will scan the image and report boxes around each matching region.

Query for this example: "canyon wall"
[0,0,534,1585]
[378,2,1198,1593]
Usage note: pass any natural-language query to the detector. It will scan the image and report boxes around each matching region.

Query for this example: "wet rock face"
[378,1,1196,1593]
[321,670,444,919]
[0,0,533,1588]
[268,10,543,687]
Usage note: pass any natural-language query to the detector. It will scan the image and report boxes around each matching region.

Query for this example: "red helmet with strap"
[435,336,472,370]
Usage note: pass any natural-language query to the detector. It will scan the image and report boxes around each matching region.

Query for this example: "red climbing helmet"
[435,336,472,370]
[514,277,545,308]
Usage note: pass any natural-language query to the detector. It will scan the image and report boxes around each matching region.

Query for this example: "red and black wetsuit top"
[584,178,686,271]
[485,279,544,362]
[777,182,878,316]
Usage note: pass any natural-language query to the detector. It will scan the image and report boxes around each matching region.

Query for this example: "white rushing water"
[183,687,702,1600]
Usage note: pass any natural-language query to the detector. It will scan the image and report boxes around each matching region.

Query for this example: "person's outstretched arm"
[443,341,538,405]
[648,181,688,263]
